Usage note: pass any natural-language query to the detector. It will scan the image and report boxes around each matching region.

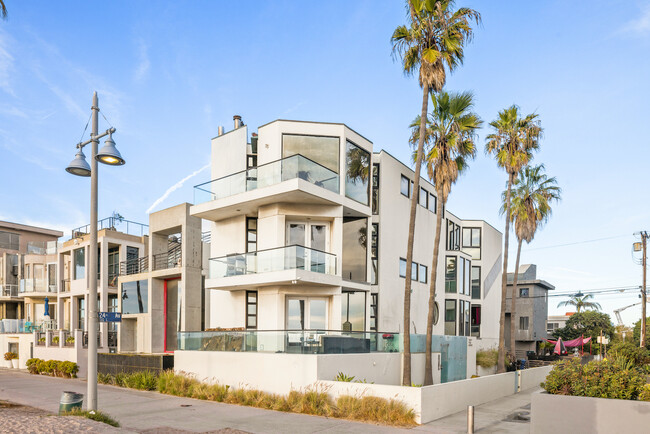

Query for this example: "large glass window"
[462,227,481,260]
[370,293,378,331]
[465,258,471,295]
[447,220,460,250]
[371,164,380,215]
[419,264,427,284]
[399,258,407,278]
[345,141,370,205]
[458,258,465,295]
[445,256,457,293]
[0,230,19,250]
[519,316,529,331]
[246,291,258,329]
[400,175,410,197]
[73,247,85,280]
[342,291,366,331]
[247,218,257,252]
[282,134,339,173]
[342,217,367,282]
[471,266,481,299]
[121,280,148,314]
[78,298,85,330]
[471,305,481,337]
[445,300,456,335]
[108,247,119,287]
[371,223,378,285]
[419,187,428,208]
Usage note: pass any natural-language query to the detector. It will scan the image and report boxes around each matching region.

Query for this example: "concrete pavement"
[0,369,537,433]
[0,370,410,433]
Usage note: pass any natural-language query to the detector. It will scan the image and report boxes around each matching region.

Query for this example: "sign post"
[98,312,122,323]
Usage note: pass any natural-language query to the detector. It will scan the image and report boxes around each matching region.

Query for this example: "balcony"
[72,216,148,239]
[19,278,55,294]
[1,284,19,297]
[153,244,182,271]
[191,155,346,221]
[207,245,338,290]
[120,256,149,276]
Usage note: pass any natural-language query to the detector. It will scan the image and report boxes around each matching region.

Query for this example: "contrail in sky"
[146,163,210,214]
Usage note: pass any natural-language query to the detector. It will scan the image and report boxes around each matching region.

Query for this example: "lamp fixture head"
[65,147,91,177]
[96,131,125,165]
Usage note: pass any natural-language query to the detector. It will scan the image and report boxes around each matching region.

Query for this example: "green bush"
[4,351,18,360]
[639,384,650,402]
[542,358,648,400]
[25,358,78,378]
[476,349,498,368]
[608,340,650,366]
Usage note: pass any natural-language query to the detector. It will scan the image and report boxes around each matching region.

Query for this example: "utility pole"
[634,232,648,349]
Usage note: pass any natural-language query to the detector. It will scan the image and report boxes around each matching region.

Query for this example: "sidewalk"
[0,370,410,433]
[415,386,538,433]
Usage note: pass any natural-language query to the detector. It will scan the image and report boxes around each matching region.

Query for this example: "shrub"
[66,336,75,344]
[25,358,78,378]
[608,340,650,366]
[4,352,18,360]
[542,358,648,400]
[335,372,354,382]
[639,385,650,402]
[124,371,157,390]
[52,336,60,344]
[336,395,416,426]
[476,349,498,368]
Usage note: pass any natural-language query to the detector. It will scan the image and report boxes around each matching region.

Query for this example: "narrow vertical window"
[372,164,380,215]
[471,266,481,299]
[471,305,481,337]
[400,175,410,197]
[370,293,378,331]
[419,264,427,284]
[419,187,428,208]
[411,261,418,281]
[399,258,407,278]
[445,300,456,336]
[246,218,257,252]
[429,192,437,213]
[371,223,378,285]
[445,256,457,293]
[246,290,258,329]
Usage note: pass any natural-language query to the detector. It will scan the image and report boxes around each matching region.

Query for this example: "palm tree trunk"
[424,192,444,385]
[497,172,514,373]
[509,237,523,360]
[403,84,429,386]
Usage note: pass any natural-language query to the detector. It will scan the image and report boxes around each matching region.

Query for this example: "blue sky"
[1,1,650,326]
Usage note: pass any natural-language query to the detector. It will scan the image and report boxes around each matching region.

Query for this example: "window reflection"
[345,141,370,205]
[121,280,148,314]
[282,134,340,173]
[342,217,367,282]
[342,291,366,331]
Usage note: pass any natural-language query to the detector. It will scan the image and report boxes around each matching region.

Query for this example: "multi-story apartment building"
[56,216,148,348]
[505,264,554,357]
[0,221,63,321]
[191,117,503,350]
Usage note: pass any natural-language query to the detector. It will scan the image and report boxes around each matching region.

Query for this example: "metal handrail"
[72,216,149,239]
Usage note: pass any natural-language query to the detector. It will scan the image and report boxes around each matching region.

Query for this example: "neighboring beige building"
[0,221,63,321]
[547,313,572,335]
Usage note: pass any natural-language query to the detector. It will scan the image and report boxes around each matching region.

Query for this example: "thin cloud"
[146,164,210,214]
[620,4,650,36]
[134,40,150,81]
[0,30,15,96]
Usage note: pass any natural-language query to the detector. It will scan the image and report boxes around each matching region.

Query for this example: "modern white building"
[190,117,503,354]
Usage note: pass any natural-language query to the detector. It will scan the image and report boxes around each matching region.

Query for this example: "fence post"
[467,405,474,433]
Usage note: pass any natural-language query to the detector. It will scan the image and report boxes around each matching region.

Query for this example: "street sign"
[98,312,122,322]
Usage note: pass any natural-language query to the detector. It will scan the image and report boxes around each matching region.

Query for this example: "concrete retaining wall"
[531,392,650,434]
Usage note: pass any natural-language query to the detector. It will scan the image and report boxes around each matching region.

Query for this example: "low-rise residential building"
[505,264,555,358]
[546,313,572,335]
[0,221,63,322]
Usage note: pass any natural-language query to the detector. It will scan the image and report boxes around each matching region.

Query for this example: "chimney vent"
[217,126,224,136]
[233,115,242,129]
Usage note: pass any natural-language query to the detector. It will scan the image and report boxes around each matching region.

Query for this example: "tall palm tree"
[392,0,480,387]
[485,105,542,373]
[412,90,481,385]
[502,164,561,356]
[557,293,601,313]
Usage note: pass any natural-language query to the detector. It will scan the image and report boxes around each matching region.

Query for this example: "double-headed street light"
[66,91,125,411]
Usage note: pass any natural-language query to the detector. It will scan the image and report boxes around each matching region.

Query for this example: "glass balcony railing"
[178,330,400,354]
[209,245,337,278]
[194,154,340,204]
[1,284,19,297]
[19,279,55,293]
[26,241,57,255]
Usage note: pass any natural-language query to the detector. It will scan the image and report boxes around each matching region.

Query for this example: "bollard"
[59,391,83,414]
[467,405,474,434]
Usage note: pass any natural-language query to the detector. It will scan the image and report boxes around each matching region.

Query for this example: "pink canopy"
[545,336,591,347]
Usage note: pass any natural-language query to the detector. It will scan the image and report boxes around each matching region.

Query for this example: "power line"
[522,234,630,252]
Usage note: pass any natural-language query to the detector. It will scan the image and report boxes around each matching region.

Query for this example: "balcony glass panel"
[194,155,340,204]
[209,245,336,278]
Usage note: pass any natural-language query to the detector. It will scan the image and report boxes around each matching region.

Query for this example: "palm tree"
[485,105,542,373]
[413,90,481,385]
[0,1,6,20]
[503,164,561,357]
[557,293,601,313]
[392,0,480,387]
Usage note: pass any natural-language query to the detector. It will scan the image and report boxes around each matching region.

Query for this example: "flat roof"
[258,119,374,144]
[0,220,63,238]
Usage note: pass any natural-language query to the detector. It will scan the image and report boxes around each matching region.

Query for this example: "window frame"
[429,192,437,213]
[419,187,428,208]
[372,163,380,215]
[246,290,258,329]
[400,175,410,198]
[370,293,378,331]
[445,299,456,336]
[419,263,427,284]
[399,257,407,278]
[371,223,379,285]
[519,316,529,331]
[344,139,371,205]
[519,287,529,298]
[281,133,340,174]
[411,261,418,282]
[445,256,457,293]
[246,217,258,253]
[471,266,481,299]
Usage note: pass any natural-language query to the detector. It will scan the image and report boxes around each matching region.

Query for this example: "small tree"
[552,311,614,343]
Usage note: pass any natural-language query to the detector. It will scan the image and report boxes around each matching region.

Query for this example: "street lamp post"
[633,232,648,349]
[66,92,125,411]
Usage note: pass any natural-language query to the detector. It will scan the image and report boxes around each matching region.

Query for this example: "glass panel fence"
[194,154,340,204]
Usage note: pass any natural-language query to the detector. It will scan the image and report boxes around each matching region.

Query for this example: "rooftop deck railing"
[72,216,148,239]
[120,256,149,275]
[193,154,339,205]
[209,245,336,279]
